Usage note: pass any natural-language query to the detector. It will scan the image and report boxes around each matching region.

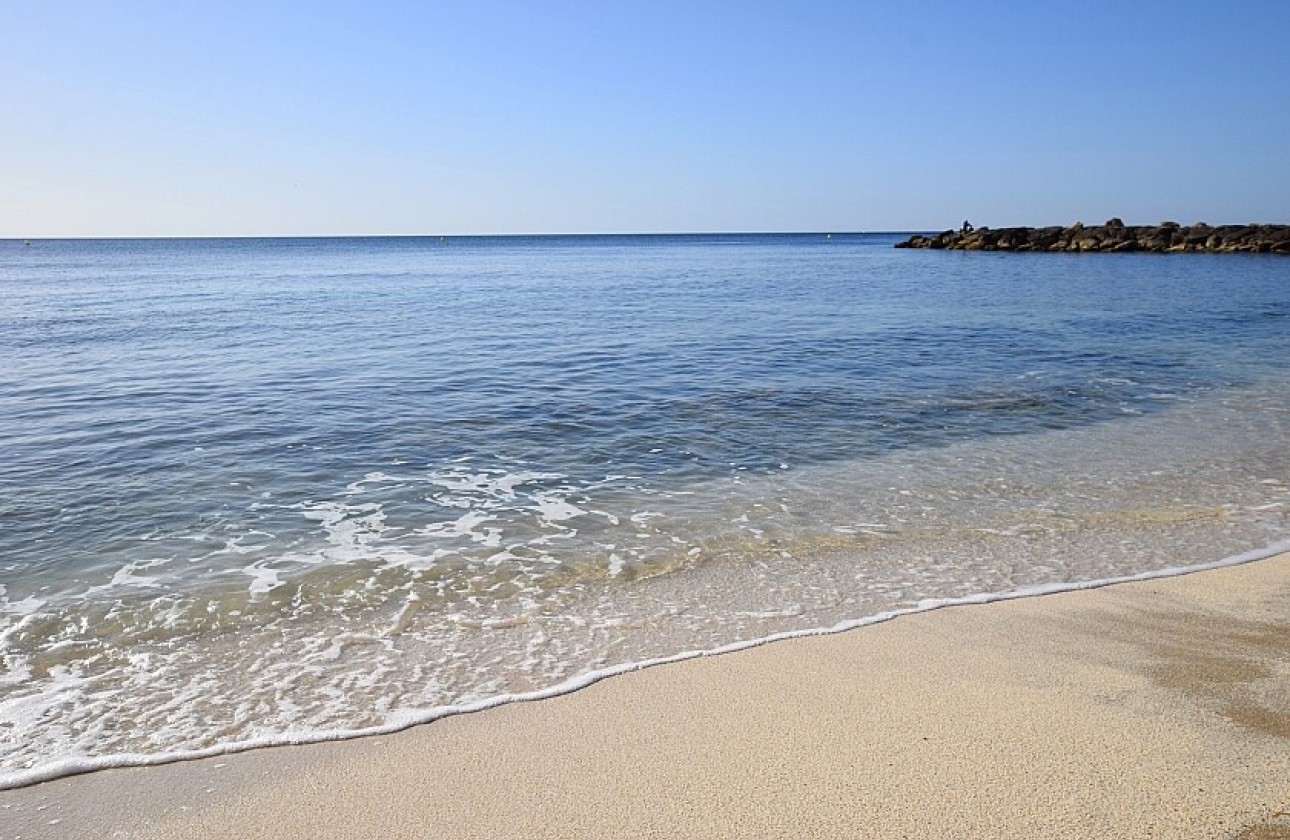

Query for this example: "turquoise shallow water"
[2,234,1289,785]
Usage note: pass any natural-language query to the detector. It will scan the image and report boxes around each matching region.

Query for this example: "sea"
[2,233,1288,788]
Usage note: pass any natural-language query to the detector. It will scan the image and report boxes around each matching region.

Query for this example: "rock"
[895,220,1290,254]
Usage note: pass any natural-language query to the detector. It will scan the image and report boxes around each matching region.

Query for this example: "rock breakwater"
[896,219,1290,253]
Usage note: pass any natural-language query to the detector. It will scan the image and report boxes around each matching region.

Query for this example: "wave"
[4,538,1286,791]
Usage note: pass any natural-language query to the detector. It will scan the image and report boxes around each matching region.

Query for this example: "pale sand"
[5,554,1287,839]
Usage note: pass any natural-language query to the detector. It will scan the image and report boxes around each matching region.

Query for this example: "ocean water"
[2,233,1288,787]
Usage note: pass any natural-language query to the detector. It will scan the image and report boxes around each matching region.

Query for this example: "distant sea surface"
[2,233,1288,786]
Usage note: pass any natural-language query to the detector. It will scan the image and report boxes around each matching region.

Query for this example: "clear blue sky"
[4,1,1288,236]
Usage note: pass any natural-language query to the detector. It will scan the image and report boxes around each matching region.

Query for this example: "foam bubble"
[243,564,285,597]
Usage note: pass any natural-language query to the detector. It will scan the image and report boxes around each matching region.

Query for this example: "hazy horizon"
[10,222,1284,243]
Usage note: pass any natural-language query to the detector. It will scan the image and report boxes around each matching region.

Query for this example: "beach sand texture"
[5,553,1287,839]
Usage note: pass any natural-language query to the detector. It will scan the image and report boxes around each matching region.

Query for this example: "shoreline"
[3,538,1287,793]
[5,550,1287,839]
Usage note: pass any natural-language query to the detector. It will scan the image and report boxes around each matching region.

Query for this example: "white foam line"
[4,538,1288,792]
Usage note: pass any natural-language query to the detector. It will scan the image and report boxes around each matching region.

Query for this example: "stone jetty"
[895,219,1290,253]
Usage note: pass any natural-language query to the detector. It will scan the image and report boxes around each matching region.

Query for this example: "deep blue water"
[1,233,1288,785]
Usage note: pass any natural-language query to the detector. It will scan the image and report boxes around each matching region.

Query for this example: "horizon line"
[3,230,929,242]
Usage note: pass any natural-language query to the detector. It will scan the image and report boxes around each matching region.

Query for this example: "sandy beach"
[5,553,1287,839]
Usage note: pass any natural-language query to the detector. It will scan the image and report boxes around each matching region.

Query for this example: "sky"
[3,1,1288,237]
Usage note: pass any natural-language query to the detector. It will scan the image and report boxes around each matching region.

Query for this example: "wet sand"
[5,553,1287,839]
